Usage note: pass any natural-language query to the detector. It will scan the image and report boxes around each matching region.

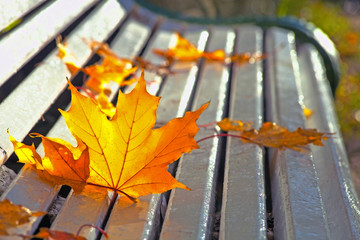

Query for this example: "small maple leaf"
[56,36,81,75]
[153,32,204,62]
[228,52,267,65]
[10,73,208,199]
[217,118,331,153]
[0,199,45,236]
[31,228,86,240]
[202,49,226,62]
[133,56,173,76]
[85,39,123,60]
[83,55,137,94]
[152,32,266,65]
[217,118,253,133]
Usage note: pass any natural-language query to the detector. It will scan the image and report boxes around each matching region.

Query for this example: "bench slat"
[0,0,98,86]
[160,26,234,240]
[220,25,267,240]
[265,27,330,239]
[0,0,127,162]
[298,44,360,239]
[103,28,206,239]
[0,0,46,32]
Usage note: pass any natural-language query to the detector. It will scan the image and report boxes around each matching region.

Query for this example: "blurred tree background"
[278,0,360,139]
[278,0,360,195]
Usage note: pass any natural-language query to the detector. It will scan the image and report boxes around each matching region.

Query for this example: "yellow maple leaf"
[61,74,208,198]
[10,74,208,199]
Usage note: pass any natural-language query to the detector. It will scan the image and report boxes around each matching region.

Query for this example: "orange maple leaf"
[31,228,87,240]
[153,32,203,62]
[0,199,45,236]
[217,118,331,153]
[202,49,226,62]
[152,32,269,65]
[10,74,208,199]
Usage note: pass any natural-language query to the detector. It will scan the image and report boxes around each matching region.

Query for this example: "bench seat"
[0,0,359,239]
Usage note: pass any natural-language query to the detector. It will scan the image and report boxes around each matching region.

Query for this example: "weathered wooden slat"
[298,44,360,239]
[219,25,267,240]
[0,0,128,236]
[265,27,330,239]
[0,0,98,86]
[160,26,234,240]
[103,27,207,240]
[0,0,46,32]
[0,0,127,163]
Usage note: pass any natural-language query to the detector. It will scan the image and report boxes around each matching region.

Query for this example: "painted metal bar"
[298,44,360,239]
[160,26,235,240]
[0,0,98,86]
[220,25,267,240]
[265,27,330,239]
[0,0,46,32]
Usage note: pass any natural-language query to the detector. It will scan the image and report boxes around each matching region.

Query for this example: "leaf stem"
[118,190,138,203]
[76,224,109,239]
[196,133,248,143]
[197,121,218,128]
[75,86,97,101]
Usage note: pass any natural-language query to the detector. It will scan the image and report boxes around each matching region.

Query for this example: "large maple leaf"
[10,75,208,199]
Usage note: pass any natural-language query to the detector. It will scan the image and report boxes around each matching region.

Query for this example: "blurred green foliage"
[278,0,360,140]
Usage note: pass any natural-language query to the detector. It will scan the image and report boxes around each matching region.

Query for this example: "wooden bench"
[0,0,359,239]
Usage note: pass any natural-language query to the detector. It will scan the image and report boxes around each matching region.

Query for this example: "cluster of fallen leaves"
[4,32,332,239]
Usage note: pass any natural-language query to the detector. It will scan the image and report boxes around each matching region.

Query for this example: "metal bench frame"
[0,0,359,239]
